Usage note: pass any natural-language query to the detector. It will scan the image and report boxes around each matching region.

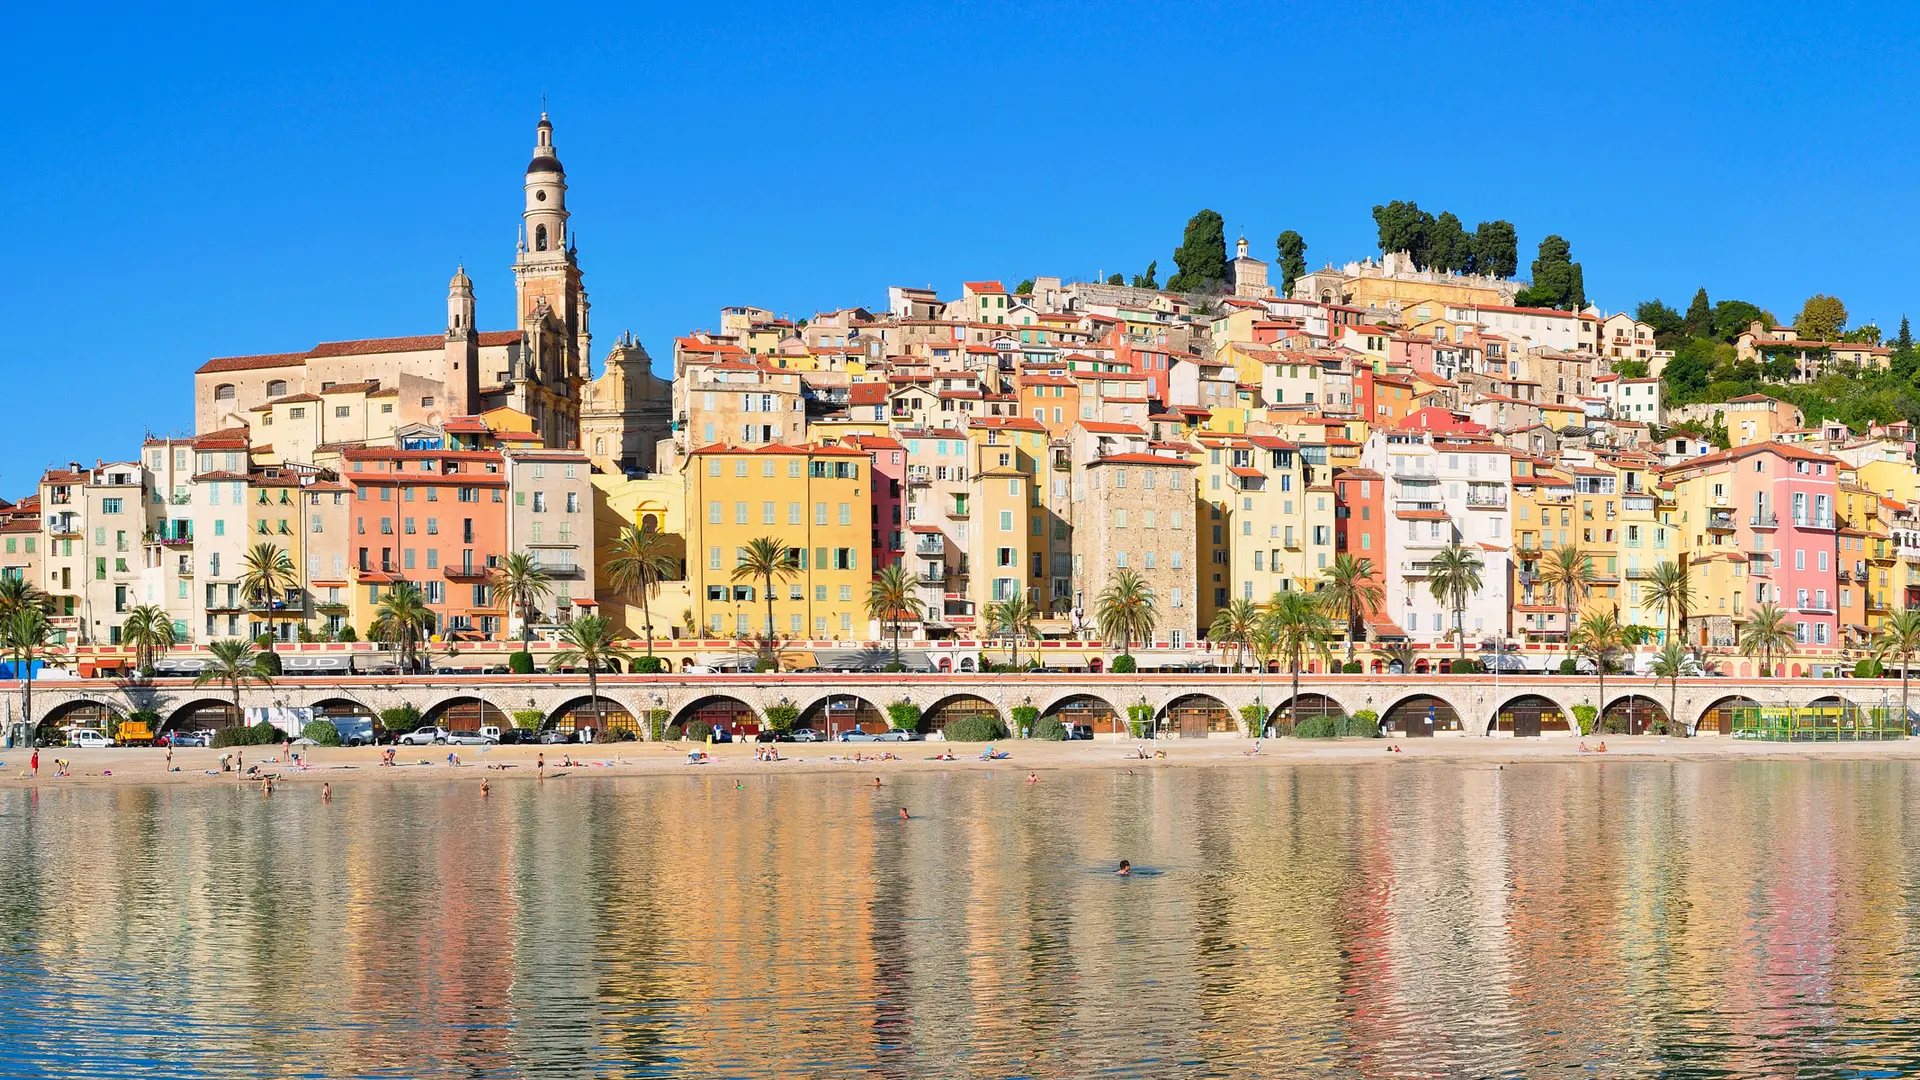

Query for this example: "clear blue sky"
[5,1,1916,494]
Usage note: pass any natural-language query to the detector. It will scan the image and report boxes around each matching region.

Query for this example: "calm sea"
[2,759,1917,1078]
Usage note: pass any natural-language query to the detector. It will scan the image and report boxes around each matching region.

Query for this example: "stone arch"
[1381,693,1462,737]
[421,696,509,730]
[1161,692,1233,738]
[1601,694,1669,735]
[796,692,885,737]
[548,695,638,738]
[1271,692,1346,728]
[673,695,760,735]
[923,693,999,734]
[1491,693,1570,736]
[1696,695,1760,736]
[1039,692,1121,735]
[38,699,124,741]
[166,697,243,732]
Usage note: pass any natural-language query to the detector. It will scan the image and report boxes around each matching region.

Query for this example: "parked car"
[497,728,540,744]
[537,729,574,745]
[754,730,791,743]
[163,729,210,748]
[398,726,450,746]
[444,730,491,746]
[789,728,826,743]
[1062,723,1095,741]
[840,729,917,742]
[67,729,114,749]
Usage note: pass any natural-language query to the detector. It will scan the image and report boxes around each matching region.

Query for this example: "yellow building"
[590,471,695,640]
[683,443,870,641]
[965,417,1050,615]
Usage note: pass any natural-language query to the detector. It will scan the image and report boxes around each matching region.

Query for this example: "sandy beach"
[3,733,1918,788]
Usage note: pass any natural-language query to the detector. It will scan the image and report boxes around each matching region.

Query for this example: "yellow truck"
[117,719,155,747]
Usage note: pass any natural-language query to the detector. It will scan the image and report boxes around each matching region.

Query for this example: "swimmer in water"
[873,777,882,787]
[480,779,490,797]
[1116,860,1132,875]
[1026,772,1038,784]
[898,807,910,820]
[322,782,332,802]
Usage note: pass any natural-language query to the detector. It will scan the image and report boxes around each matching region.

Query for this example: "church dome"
[526,153,564,175]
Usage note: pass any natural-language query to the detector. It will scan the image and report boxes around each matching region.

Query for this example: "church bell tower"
[513,113,591,381]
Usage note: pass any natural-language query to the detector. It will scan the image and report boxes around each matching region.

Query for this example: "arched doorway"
[165,698,242,734]
[311,697,377,744]
[674,696,758,737]
[1696,695,1759,736]
[1494,694,1568,737]
[1382,694,1460,737]
[1163,694,1232,738]
[1272,693,1345,736]
[422,696,508,732]
[1601,695,1669,735]
[549,696,638,739]
[1041,694,1120,735]
[38,700,124,743]
[923,695,998,734]
[799,694,883,738]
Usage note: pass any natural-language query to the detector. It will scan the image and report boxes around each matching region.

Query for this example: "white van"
[66,729,114,749]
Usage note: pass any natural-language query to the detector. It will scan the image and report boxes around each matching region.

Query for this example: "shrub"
[645,709,669,742]
[511,709,544,729]
[1448,659,1482,674]
[609,727,637,742]
[764,702,800,735]
[1125,703,1155,738]
[664,723,685,741]
[1558,659,1578,675]
[379,705,421,733]
[1572,704,1598,736]
[753,658,775,673]
[337,625,358,643]
[882,662,905,673]
[1602,712,1634,734]
[301,719,341,747]
[254,633,275,649]
[255,650,283,676]
[1239,703,1267,737]
[509,651,536,675]
[632,655,667,675]
[945,715,1010,741]
[210,725,251,749]
[1340,709,1381,738]
[1855,658,1885,678]
[1030,714,1068,741]
[886,701,922,733]
[1110,654,1138,674]
[684,720,714,742]
[248,720,282,746]
[1010,705,1039,737]
[1343,661,1363,673]
[1294,715,1339,739]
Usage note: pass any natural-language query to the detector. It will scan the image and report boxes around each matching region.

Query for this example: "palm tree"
[1095,569,1157,661]
[549,614,635,737]
[731,537,801,669]
[492,552,553,657]
[1265,590,1337,727]
[121,605,177,674]
[1426,543,1484,664]
[1645,560,1694,646]
[1573,608,1626,727]
[2,608,55,748]
[1738,603,1793,678]
[602,524,678,656]
[0,576,48,619]
[1383,642,1414,675]
[865,563,924,669]
[1319,554,1384,664]
[1541,544,1596,666]
[240,541,297,626]
[988,594,1040,670]
[193,638,272,731]
[1207,597,1262,672]
[1871,607,1920,726]
[1647,639,1697,736]
[371,579,434,674]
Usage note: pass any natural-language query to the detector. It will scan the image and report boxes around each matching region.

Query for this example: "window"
[101,498,123,514]
[214,383,235,401]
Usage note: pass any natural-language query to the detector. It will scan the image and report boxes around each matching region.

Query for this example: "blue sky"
[5,1,1916,493]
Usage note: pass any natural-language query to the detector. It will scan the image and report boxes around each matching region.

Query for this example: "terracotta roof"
[1091,454,1198,467]
[197,352,306,375]
[1396,509,1450,520]
[964,281,1007,294]
[320,381,381,395]
[307,334,446,358]
[1078,421,1148,435]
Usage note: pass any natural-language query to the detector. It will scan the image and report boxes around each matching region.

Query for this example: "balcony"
[316,600,349,615]
[917,568,947,586]
[1750,511,1779,528]
[905,468,932,487]
[946,502,970,519]
[1625,567,1654,580]
[1465,489,1508,510]
[1706,513,1736,532]
[1052,455,1071,472]
[914,538,945,557]
[443,565,491,583]
[536,564,586,580]
[1791,515,1835,531]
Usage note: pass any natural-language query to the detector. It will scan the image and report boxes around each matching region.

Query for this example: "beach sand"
[3,734,1918,788]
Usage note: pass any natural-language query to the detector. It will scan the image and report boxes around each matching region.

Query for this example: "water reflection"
[3,761,1919,1077]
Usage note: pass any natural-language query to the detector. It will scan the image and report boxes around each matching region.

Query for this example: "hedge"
[684,720,713,742]
[509,651,536,675]
[632,656,667,674]
[1448,659,1482,674]
[1125,703,1154,738]
[664,724,685,741]
[255,651,283,676]
[1110,654,1138,673]
[1572,704,1598,735]
[1343,661,1363,673]
[645,709,669,742]
[380,705,421,732]
[886,701,922,733]
[945,715,1010,742]
[764,702,799,734]
[1294,715,1339,739]
[1030,715,1067,740]
[1340,710,1381,738]
[1855,658,1885,678]
[301,719,341,747]
[1010,705,1038,737]
[1239,703,1266,737]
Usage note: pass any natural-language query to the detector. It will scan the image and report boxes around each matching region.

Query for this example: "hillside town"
[5,113,1915,682]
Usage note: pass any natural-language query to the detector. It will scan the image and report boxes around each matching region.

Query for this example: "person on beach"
[29,749,37,778]
[236,751,243,775]
[165,746,173,772]
[1116,860,1132,876]
[536,752,545,779]
[261,775,273,795]
[447,751,461,767]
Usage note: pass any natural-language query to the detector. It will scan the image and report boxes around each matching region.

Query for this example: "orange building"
[335,447,511,640]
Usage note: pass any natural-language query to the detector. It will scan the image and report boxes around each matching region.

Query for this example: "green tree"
[1647,640,1697,736]
[1712,299,1771,341]
[0,576,48,619]
[492,552,553,658]
[241,541,297,621]
[1635,299,1684,341]
[371,579,434,674]
[1644,560,1694,645]
[1738,603,1793,677]
[1683,287,1714,339]
[1429,211,1472,272]
[731,537,801,666]
[1572,608,1626,716]
[1662,337,1715,397]
[1275,230,1307,296]
[1425,544,1484,663]
[1540,544,1595,666]
[988,594,1040,670]
[1872,608,1920,726]
[601,524,679,657]
[1264,590,1336,728]
[1319,553,1383,662]
[1371,200,1434,264]
[1794,294,1848,340]
[1894,316,1917,380]
[2,608,55,748]
[865,563,924,669]
[1514,235,1583,311]
[1106,273,1124,286]
[1014,278,1035,295]
[121,604,177,674]
[1096,569,1157,661]
[549,614,634,737]
[1167,209,1228,292]
[1207,596,1262,671]
[193,638,272,731]
[1130,261,1157,290]
[1470,220,1518,278]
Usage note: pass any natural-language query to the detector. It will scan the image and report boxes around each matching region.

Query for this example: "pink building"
[843,434,906,569]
